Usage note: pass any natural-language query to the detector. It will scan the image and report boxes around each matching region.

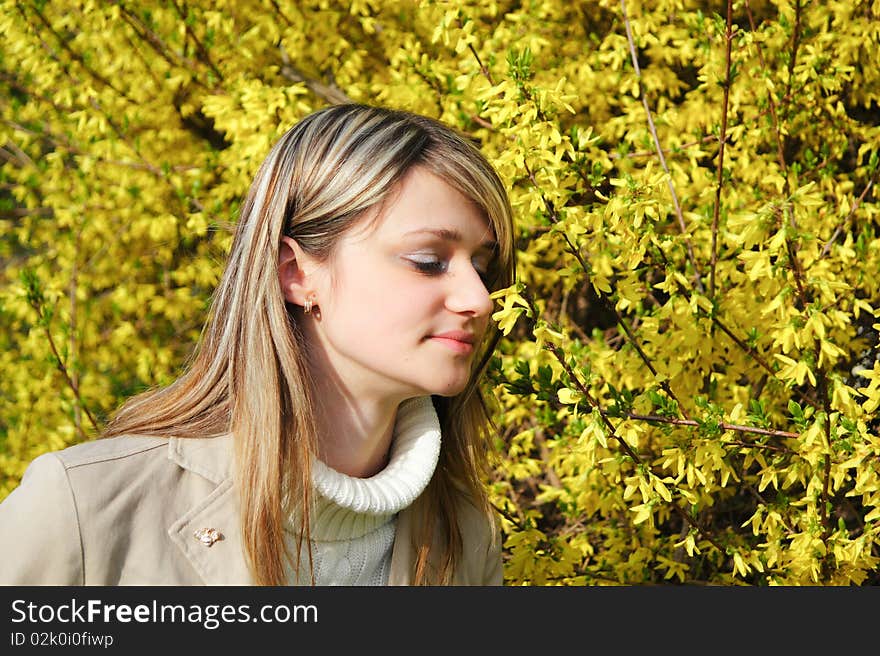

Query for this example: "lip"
[428,331,476,354]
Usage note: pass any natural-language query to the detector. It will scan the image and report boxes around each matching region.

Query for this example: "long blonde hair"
[102,104,516,585]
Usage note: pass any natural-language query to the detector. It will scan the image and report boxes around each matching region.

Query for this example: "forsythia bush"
[1,0,878,585]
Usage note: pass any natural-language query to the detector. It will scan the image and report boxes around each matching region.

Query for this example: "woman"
[0,103,516,585]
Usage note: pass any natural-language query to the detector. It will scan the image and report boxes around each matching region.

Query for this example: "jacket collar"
[167,434,233,484]
[162,433,417,585]
[165,435,252,584]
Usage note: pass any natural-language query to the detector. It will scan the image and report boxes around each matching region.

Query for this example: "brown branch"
[26,301,99,437]
[170,0,224,82]
[474,10,810,425]
[268,0,294,26]
[25,4,135,104]
[278,45,352,105]
[612,87,800,162]
[468,43,495,86]
[87,98,163,176]
[70,232,82,435]
[470,114,495,131]
[4,117,194,174]
[812,353,834,550]
[1,71,188,177]
[0,70,75,118]
[544,339,728,555]
[611,133,717,160]
[1,208,54,219]
[649,241,814,407]
[521,158,689,417]
[710,0,734,300]
[4,8,171,184]
[785,0,803,103]
[120,29,165,91]
[709,306,774,380]
[726,439,789,453]
[490,501,531,533]
[0,143,34,168]
[620,0,704,294]
[818,179,875,260]
[744,0,809,312]
[410,65,447,116]
[626,413,799,443]
[116,3,184,70]
[114,2,211,91]
[784,231,808,309]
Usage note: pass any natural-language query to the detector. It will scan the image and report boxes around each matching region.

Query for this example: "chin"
[426,379,469,398]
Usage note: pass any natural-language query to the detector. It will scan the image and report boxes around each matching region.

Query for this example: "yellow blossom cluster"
[2,0,879,585]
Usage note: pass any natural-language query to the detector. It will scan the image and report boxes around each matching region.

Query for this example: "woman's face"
[300,166,497,404]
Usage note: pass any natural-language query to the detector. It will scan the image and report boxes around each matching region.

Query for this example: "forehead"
[350,167,494,244]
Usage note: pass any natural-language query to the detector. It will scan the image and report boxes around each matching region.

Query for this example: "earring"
[303,294,315,314]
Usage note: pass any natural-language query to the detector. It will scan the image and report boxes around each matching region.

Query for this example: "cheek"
[326,279,413,337]
[376,286,440,334]
[338,270,443,324]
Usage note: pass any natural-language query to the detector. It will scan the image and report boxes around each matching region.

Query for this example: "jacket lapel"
[166,436,254,585]
[163,434,426,585]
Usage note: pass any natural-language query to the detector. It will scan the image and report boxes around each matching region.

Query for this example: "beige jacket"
[0,434,502,586]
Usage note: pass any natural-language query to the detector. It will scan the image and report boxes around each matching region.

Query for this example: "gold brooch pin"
[194,527,222,547]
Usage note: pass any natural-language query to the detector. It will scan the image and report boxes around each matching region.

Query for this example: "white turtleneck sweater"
[285,396,442,585]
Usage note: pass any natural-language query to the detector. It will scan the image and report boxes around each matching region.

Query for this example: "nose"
[445,262,494,318]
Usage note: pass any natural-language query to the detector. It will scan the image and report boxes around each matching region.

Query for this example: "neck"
[310,378,403,478]
[302,320,420,478]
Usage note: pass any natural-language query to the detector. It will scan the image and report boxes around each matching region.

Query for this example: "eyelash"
[408,255,492,283]
[412,259,448,275]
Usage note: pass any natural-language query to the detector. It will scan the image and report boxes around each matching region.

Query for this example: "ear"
[278,236,317,306]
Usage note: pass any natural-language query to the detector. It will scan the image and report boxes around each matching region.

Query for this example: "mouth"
[427,331,476,355]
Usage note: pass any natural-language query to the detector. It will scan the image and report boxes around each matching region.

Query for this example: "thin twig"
[268,0,294,26]
[490,501,531,533]
[26,299,99,436]
[88,97,163,175]
[25,4,135,104]
[3,119,195,176]
[620,0,704,294]
[544,338,728,555]
[279,45,351,105]
[710,0,734,300]
[468,43,495,86]
[70,232,82,435]
[747,0,836,552]
[516,290,727,554]
[626,414,798,443]
[1,208,54,219]
[649,235,814,407]
[170,0,224,82]
[0,70,75,119]
[0,143,34,168]
[819,371,833,541]
[114,1,211,91]
[818,179,875,260]
[520,158,689,417]
[744,0,809,311]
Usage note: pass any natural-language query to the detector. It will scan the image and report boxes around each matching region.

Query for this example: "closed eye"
[406,253,497,285]
[473,254,500,287]
[407,254,448,275]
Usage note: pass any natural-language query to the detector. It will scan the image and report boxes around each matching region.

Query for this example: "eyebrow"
[404,228,497,252]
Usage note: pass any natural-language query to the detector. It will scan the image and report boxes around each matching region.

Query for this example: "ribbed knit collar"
[308,396,442,541]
